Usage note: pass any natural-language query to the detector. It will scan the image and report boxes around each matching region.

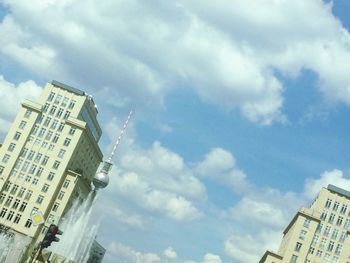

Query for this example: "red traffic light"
[48,224,62,235]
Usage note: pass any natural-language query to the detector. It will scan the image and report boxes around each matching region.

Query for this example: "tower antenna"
[93,109,134,190]
[107,109,134,163]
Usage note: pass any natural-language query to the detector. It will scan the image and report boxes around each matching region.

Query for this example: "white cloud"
[201,253,222,263]
[0,76,42,134]
[303,169,350,199]
[195,148,250,193]
[164,246,178,259]
[2,0,350,124]
[107,242,160,263]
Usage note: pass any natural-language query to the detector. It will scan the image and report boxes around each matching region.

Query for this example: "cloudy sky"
[1,0,350,262]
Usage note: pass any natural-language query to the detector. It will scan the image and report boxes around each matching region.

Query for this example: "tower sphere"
[93,172,109,189]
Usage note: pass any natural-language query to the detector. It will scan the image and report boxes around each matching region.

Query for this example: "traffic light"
[41,224,63,248]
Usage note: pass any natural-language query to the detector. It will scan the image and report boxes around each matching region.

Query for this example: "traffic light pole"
[30,244,42,263]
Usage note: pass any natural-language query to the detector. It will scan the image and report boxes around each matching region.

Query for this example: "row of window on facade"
[2,153,62,171]
[10,130,72,148]
[320,210,347,228]
[47,91,76,110]
[325,198,349,215]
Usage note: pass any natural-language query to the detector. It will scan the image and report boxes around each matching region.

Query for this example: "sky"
[1,0,350,262]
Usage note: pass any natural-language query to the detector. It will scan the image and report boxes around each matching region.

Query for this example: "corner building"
[0,81,103,258]
[260,185,350,263]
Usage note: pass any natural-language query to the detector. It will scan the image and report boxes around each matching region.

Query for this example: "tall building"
[260,184,350,263]
[0,81,103,261]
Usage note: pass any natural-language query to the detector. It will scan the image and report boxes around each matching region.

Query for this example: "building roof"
[327,184,350,199]
[259,250,283,263]
[51,80,85,96]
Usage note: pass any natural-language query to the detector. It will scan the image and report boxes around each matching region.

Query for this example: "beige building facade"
[0,81,103,260]
[260,184,350,263]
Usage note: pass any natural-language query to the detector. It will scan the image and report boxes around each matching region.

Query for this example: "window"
[295,242,302,252]
[24,190,33,201]
[42,156,49,165]
[340,204,347,214]
[28,150,35,160]
[36,195,44,204]
[51,119,58,129]
[13,213,21,224]
[10,170,16,177]
[44,117,51,126]
[324,226,331,237]
[333,201,339,211]
[52,202,59,212]
[42,184,49,193]
[335,244,343,255]
[8,143,16,152]
[311,235,318,245]
[339,232,346,242]
[327,241,335,252]
[2,154,10,163]
[21,161,30,172]
[63,138,71,146]
[18,120,27,129]
[24,219,32,228]
[329,213,335,224]
[10,184,19,195]
[18,187,26,198]
[69,127,76,135]
[0,193,5,204]
[58,149,66,158]
[58,122,65,132]
[34,153,42,163]
[38,128,46,138]
[47,172,55,181]
[6,211,14,221]
[290,255,298,263]
[48,92,55,101]
[52,133,60,143]
[25,176,31,182]
[42,141,48,148]
[320,238,327,249]
[331,229,339,240]
[13,132,21,140]
[53,161,60,169]
[21,148,28,157]
[28,135,34,143]
[0,165,3,175]
[45,131,53,141]
[309,247,315,255]
[332,256,339,263]
[48,144,55,151]
[19,201,27,212]
[31,125,39,135]
[336,216,343,226]
[4,196,13,207]
[56,108,64,118]
[34,138,41,145]
[63,179,70,188]
[316,250,322,257]
[58,191,65,200]
[49,105,57,115]
[12,199,20,209]
[0,208,7,218]
[344,219,350,229]
[24,109,32,118]
[68,100,76,109]
[324,253,331,261]
[41,226,48,234]
[36,167,44,177]
[63,111,70,119]
[4,182,11,191]
[37,115,44,124]
[32,178,38,185]
[54,95,62,104]
[62,97,69,107]
[43,103,50,112]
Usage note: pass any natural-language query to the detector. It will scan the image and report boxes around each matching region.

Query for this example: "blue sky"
[1,1,350,262]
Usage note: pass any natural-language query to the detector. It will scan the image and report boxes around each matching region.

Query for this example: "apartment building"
[260,184,350,263]
[0,81,103,261]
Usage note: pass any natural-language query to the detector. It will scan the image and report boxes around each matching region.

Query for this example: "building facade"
[260,184,350,263]
[0,81,103,261]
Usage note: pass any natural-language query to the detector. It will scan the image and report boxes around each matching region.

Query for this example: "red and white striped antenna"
[107,109,134,163]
